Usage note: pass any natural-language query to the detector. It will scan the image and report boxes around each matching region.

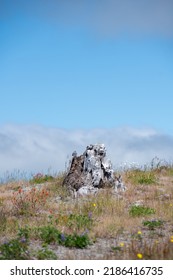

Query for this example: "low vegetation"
[0,160,173,259]
[129,205,156,217]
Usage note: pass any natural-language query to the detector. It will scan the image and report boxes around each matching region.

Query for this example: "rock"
[63,143,126,197]
[131,200,144,207]
[158,193,171,201]
[74,186,99,198]
[114,175,126,191]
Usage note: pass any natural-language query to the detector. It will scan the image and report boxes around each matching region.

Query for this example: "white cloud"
[0,124,173,178]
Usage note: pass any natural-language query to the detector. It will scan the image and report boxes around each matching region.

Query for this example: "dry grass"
[0,166,173,259]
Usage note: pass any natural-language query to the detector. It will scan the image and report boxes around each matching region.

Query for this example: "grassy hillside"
[0,163,173,260]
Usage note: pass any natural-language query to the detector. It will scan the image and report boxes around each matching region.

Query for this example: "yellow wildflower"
[93,203,96,207]
[137,253,143,259]
[170,239,173,243]
[137,231,142,235]
[120,242,124,247]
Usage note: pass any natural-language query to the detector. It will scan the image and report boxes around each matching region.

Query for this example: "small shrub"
[143,220,164,230]
[36,245,57,260]
[129,205,155,217]
[111,246,122,252]
[17,226,31,241]
[63,233,91,249]
[67,213,93,231]
[38,226,61,244]
[0,238,29,260]
[12,187,49,216]
[36,226,91,248]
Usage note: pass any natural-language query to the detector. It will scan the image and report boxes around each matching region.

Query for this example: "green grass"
[67,213,93,231]
[129,205,156,217]
[126,170,157,185]
[143,219,164,230]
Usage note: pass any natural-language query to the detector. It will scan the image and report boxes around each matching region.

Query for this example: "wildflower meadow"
[0,160,173,259]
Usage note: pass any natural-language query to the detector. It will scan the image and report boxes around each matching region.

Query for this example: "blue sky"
[0,0,173,175]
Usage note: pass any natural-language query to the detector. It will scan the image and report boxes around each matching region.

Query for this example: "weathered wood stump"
[63,144,126,197]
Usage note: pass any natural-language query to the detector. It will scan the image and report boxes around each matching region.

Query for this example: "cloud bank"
[0,124,173,177]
